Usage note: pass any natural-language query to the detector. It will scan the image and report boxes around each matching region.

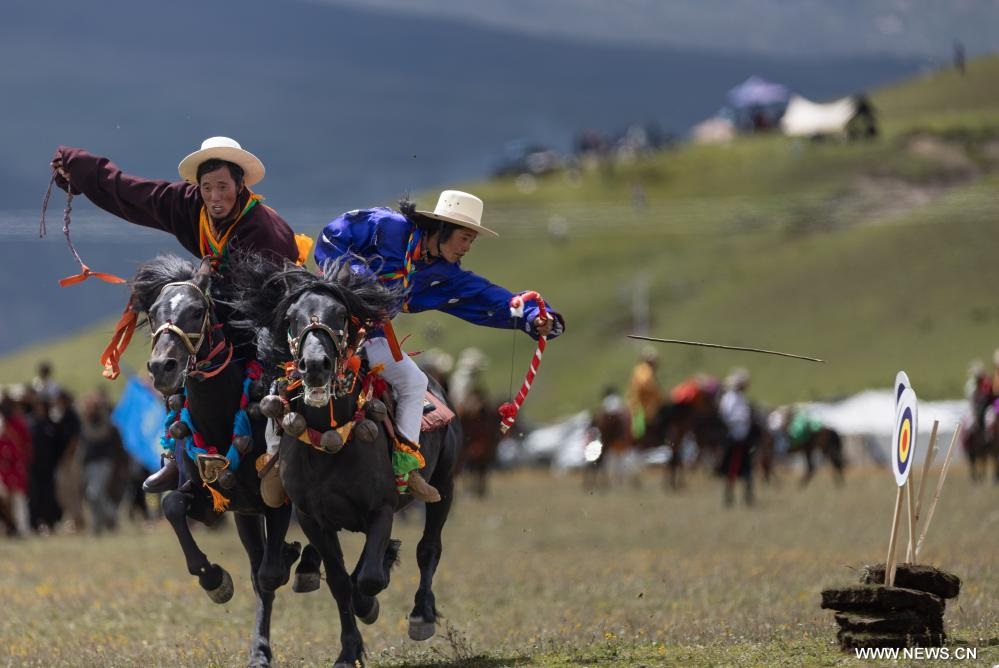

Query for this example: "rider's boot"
[142,455,179,493]
[406,470,441,503]
[260,456,286,508]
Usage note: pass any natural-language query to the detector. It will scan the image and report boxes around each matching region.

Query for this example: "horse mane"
[130,254,200,314]
[227,253,400,366]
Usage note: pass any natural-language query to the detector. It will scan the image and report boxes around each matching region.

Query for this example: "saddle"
[374,380,455,435]
[420,391,455,432]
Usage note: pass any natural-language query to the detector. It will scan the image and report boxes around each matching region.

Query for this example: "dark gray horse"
[231,257,461,668]
[131,255,307,667]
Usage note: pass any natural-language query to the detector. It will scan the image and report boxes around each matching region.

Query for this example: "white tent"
[691,116,736,144]
[780,93,859,138]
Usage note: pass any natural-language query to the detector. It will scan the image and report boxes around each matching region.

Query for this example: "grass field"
[1,463,997,667]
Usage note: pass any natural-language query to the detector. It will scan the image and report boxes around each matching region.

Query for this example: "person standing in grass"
[718,368,756,507]
[627,346,663,448]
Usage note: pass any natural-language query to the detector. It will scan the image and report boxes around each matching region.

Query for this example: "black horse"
[231,257,461,668]
[131,255,308,667]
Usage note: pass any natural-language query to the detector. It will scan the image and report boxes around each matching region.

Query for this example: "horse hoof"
[408,615,436,641]
[292,571,321,593]
[357,596,379,625]
[206,568,234,604]
[247,646,272,668]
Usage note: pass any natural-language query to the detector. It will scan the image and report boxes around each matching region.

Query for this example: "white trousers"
[363,337,428,444]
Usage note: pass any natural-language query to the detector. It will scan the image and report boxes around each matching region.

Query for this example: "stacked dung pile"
[821,564,961,650]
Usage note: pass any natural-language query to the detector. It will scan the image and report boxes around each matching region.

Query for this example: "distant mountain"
[315,0,999,59]
[0,0,925,354]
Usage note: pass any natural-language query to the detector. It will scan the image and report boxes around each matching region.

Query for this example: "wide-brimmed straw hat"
[178,136,265,187]
[416,190,498,237]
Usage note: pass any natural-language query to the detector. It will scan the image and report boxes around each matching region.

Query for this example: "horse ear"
[194,256,213,290]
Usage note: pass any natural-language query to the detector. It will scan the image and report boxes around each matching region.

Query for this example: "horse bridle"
[288,314,360,407]
[287,314,349,362]
[150,281,213,358]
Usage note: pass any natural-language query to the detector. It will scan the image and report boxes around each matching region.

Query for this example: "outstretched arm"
[51,146,198,237]
[420,266,565,340]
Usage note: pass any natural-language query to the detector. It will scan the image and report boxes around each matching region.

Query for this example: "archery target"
[892,387,917,487]
[894,370,911,405]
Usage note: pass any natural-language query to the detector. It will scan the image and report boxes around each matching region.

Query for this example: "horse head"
[229,254,400,407]
[132,256,216,395]
[286,288,353,407]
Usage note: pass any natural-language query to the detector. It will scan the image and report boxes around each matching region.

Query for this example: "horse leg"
[161,489,233,603]
[299,515,363,668]
[294,543,323,593]
[828,436,846,487]
[233,513,277,668]
[256,503,300,594]
[354,504,394,597]
[409,479,454,641]
[474,466,487,498]
[800,446,816,487]
[352,532,402,625]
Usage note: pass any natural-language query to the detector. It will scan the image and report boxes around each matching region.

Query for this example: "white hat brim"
[178,146,265,187]
[415,209,499,238]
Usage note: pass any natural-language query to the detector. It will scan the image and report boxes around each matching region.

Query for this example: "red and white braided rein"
[498,290,547,434]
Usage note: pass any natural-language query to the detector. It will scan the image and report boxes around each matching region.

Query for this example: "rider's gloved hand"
[50,147,81,194]
[533,314,555,337]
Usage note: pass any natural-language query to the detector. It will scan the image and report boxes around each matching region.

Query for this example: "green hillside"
[4,56,999,422]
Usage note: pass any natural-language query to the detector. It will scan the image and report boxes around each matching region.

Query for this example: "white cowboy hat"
[416,190,498,237]
[178,136,265,187]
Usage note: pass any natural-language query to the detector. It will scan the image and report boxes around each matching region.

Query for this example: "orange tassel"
[204,483,230,513]
[100,305,138,380]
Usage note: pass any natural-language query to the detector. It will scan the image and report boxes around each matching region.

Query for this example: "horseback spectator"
[627,346,662,447]
[966,360,992,416]
[719,368,755,507]
[313,190,565,502]
[593,386,639,488]
[78,392,126,535]
[50,137,306,494]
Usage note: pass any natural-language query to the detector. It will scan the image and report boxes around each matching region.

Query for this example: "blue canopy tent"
[725,76,791,131]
